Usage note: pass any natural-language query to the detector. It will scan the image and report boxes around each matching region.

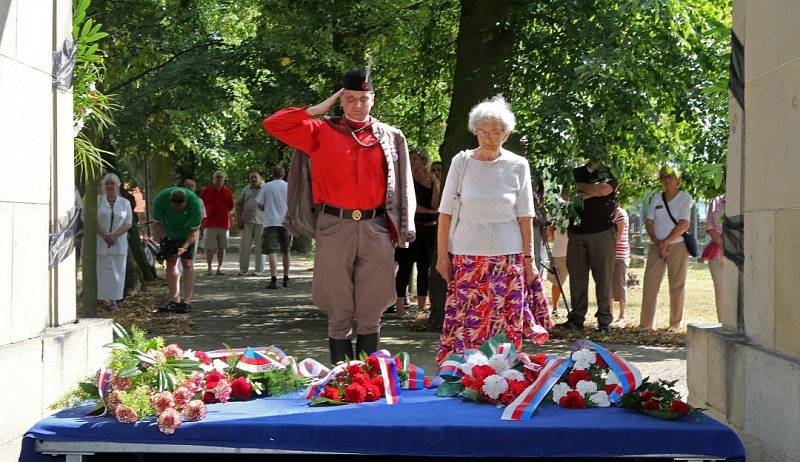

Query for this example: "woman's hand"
[306,89,344,116]
[107,234,118,246]
[524,260,539,284]
[436,256,451,283]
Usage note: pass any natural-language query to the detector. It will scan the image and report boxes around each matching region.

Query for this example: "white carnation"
[576,380,598,396]
[571,348,596,371]
[605,371,620,386]
[488,354,510,373]
[461,352,488,376]
[481,374,509,400]
[501,369,525,382]
[589,391,611,407]
[551,382,570,403]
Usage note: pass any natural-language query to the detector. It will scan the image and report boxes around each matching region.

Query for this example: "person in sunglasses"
[152,186,203,313]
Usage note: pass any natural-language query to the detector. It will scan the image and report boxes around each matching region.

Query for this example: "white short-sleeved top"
[646,190,692,244]
[439,149,535,256]
[256,179,289,228]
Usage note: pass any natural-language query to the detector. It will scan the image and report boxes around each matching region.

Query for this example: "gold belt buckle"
[352,209,362,221]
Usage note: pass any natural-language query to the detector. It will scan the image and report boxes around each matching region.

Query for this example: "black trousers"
[394,223,436,298]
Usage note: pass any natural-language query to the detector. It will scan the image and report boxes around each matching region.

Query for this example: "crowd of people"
[89,68,727,367]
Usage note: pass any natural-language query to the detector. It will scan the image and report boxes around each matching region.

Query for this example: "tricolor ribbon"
[97,367,114,400]
[304,360,362,399]
[577,340,642,402]
[236,347,284,373]
[375,353,401,405]
[501,357,574,421]
[394,352,426,390]
[436,353,465,380]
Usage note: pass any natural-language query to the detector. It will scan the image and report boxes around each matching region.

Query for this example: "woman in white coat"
[96,173,133,310]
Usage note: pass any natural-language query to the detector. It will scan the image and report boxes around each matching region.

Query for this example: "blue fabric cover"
[23,388,744,460]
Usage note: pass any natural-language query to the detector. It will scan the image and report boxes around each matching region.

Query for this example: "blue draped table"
[23,388,744,461]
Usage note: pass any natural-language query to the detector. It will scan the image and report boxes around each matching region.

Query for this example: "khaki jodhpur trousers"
[640,242,689,329]
[312,212,395,339]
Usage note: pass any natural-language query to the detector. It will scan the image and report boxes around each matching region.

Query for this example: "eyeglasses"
[659,174,676,181]
[476,129,503,137]
[249,177,259,180]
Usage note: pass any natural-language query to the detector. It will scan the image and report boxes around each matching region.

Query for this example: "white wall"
[0,1,112,460]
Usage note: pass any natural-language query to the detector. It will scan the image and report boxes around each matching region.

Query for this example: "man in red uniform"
[263,69,416,363]
[199,171,234,275]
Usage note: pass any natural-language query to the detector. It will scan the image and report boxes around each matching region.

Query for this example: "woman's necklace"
[473,147,501,162]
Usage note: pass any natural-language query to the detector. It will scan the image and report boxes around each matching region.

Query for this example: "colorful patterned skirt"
[436,254,552,364]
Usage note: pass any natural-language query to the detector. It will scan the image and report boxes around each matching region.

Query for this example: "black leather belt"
[321,204,384,221]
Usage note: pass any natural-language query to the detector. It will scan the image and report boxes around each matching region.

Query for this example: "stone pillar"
[687,1,800,460]
[0,1,112,459]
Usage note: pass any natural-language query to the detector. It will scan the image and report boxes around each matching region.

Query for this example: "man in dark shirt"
[558,161,618,332]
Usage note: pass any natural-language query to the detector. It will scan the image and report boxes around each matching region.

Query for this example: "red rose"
[205,371,225,388]
[423,376,432,388]
[567,370,591,388]
[669,400,689,414]
[559,390,586,409]
[202,391,218,404]
[639,390,655,401]
[343,384,367,403]
[230,376,253,400]
[365,356,380,376]
[595,355,608,369]
[471,365,496,381]
[347,364,364,376]
[352,373,371,388]
[642,399,661,411]
[321,387,340,401]
[532,354,548,367]
[194,350,212,365]
[371,376,384,391]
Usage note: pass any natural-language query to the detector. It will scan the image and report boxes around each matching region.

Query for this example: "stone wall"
[0,1,112,460]
[687,1,800,460]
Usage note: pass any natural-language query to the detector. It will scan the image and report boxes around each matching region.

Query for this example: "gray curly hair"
[467,95,516,134]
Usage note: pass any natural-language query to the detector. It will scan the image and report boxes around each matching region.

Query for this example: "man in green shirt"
[152,187,203,313]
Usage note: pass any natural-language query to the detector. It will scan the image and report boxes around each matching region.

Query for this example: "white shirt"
[646,190,692,244]
[256,179,288,228]
[96,195,133,256]
[439,149,535,256]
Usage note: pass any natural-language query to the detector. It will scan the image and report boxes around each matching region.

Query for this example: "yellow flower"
[280,57,291,66]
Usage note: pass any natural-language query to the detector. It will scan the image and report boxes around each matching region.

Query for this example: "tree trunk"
[429,0,519,331]
[80,177,99,316]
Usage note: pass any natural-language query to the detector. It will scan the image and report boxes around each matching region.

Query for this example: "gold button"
[352,210,362,221]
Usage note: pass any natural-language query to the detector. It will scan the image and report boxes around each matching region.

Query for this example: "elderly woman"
[435,96,551,362]
[96,173,133,310]
[393,149,440,316]
[639,165,694,330]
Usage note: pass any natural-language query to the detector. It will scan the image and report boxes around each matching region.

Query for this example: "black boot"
[328,338,354,364]
[355,333,379,358]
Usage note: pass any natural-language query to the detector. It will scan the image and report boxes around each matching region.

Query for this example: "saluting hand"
[306,89,344,117]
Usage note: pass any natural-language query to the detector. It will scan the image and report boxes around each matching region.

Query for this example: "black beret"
[341,69,373,92]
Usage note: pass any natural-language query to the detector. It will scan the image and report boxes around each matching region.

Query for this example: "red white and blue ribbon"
[97,367,114,400]
[236,347,283,373]
[290,357,331,378]
[304,360,362,399]
[374,352,401,405]
[501,357,574,421]
[577,340,642,402]
[394,352,426,390]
